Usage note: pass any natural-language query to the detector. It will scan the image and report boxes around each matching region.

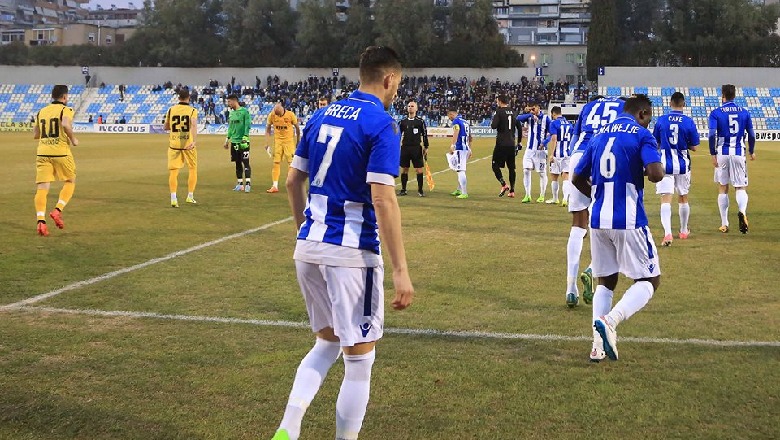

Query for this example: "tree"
[295,0,344,67]
[223,0,297,66]
[341,0,377,66]
[587,0,619,80]
[374,0,436,67]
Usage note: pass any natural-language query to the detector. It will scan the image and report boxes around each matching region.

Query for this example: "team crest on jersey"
[360,322,372,337]
[648,263,655,273]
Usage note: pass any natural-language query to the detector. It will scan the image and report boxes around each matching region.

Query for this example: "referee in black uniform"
[398,100,429,197]
[491,94,523,198]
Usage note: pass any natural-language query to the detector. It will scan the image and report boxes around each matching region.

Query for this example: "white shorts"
[568,150,591,212]
[590,226,661,280]
[551,156,570,175]
[295,261,385,347]
[655,173,691,196]
[523,149,547,173]
[447,150,470,172]
[714,155,748,187]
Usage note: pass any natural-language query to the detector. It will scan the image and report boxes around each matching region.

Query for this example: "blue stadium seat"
[607,87,621,96]
[742,87,757,97]
[634,87,648,95]
[770,88,780,97]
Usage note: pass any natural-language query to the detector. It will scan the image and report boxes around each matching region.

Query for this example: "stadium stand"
[2,82,778,131]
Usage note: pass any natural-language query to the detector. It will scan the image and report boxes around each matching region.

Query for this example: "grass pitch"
[0,132,779,439]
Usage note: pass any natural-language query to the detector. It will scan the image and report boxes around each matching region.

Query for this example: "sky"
[87,1,143,10]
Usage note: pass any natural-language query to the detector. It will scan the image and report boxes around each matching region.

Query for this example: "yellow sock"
[272,162,281,184]
[169,169,179,194]
[56,181,75,210]
[187,168,197,194]
[35,189,48,221]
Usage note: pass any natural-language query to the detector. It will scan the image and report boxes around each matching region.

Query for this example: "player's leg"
[507,152,517,197]
[414,166,425,196]
[185,150,198,203]
[50,156,76,227]
[34,158,53,236]
[548,170,560,204]
[715,154,730,232]
[565,151,591,302]
[589,229,620,361]
[537,153,548,203]
[276,261,342,440]
[399,147,411,195]
[491,148,507,194]
[521,149,534,203]
[731,156,749,233]
[242,150,252,192]
[561,171,570,207]
[657,176,674,245]
[269,144,284,193]
[677,173,691,238]
[456,151,469,198]
[232,146,244,190]
[325,265,384,440]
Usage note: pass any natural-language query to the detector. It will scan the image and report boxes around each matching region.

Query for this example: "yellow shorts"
[273,141,295,163]
[168,148,198,170]
[36,155,76,183]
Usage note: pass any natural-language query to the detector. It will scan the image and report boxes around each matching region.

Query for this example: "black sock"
[401,173,408,190]
[509,167,516,192]
[416,173,424,192]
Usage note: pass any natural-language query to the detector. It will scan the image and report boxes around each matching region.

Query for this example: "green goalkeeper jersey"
[227,106,251,147]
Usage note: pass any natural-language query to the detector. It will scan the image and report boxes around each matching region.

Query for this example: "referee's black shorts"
[400,144,425,169]
[492,145,516,169]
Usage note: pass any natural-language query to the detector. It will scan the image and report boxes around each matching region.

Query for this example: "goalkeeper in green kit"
[223,94,253,192]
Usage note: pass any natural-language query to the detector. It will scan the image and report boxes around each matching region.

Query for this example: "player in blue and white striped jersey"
[572,95,664,361]
[653,92,700,246]
[448,106,472,199]
[708,84,756,234]
[563,96,625,311]
[517,103,551,203]
[275,46,414,440]
[546,106,572,205]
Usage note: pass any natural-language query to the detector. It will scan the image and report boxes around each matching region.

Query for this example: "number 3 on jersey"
[311,124,344,187]
[599,137,617,178]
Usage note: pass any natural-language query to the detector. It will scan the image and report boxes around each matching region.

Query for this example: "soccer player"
[709,84,756,234]
[572,94,664,361]
[164,88,199,207]
[448,106,472,199]
[564,96,625,309]
[265,102,301,193]
[223,94,252,192]
[274,46,414,440]
[398,100,429,197]
[32,84,78,237]
[654,92,700,245]
[516,103,551,203]
[546,106,572,206]
[491,94,522,198]
[318,96,330,109]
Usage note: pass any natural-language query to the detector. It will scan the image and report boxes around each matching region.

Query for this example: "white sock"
[245,178,251,186]
[679,203,690,233]
[273,180,279,188]
[335,350,375,440]
[562,180,570,203]
[718,194,730,226]
[735,189,748,214]
[187,192,194,199]
[539,172,548,199]
[237,179,243,185]
[523,169,532,197]
[551,181,559,202]
[279,338,341,440]
[606,281,655,328]
[592,284,614,323]
[170,192,177,201]
[660,203,672,235]
[457,171,467,194]
[566,227,587,294]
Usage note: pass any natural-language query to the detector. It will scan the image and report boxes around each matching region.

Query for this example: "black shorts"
[400,145,425,169]
[230,143,250,162]
[492,145,516,169]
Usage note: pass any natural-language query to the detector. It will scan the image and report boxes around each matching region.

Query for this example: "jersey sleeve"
[291,112,298,125]
[640,130,662,166]
[549,119,560,137]
[516,113,532,124]
[242,110,251,137]
[744,111,756,154]
[652,119,661,144]
[686,118,700,147]
[367,118,401,185]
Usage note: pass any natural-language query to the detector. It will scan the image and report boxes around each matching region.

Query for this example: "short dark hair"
[551,106,562,115]
[722,84,736,101]
[670,91,685,106]
[623,94,653,115]
[226,94,238,101]
[52,85,68,100]
[406,99,417,105]
[178,88,190,101]
[318,96,329,102]
[359,46,402,85]
[528,102,540,108]
[497,94,509,104]
[447,105,459,113]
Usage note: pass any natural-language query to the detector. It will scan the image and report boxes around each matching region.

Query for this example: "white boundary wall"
[601,67,780,88]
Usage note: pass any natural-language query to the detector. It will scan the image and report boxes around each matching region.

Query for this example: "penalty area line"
[7,305,780,348]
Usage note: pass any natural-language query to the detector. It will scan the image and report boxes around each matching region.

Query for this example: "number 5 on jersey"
[312,124,344,187]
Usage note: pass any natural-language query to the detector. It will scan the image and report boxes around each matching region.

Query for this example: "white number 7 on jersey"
[311,124,344,187]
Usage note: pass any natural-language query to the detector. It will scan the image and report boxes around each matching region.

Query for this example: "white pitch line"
[1,217,293,309]
[1,156,488,311]
[8,306,780,348]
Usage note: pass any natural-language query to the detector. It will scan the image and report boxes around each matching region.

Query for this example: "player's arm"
[293,117,301,146]
[548,134,557,163]
[708,112,718,165]
[450,124,460,153]
[163,108,171,131]
[642,133,664,183]
[33,113,40,140]
[62,111,78,146]
[265,113,273,145]
[745,114,756,159]
[490,111,500,130]
[652,119,661,145]
[571,142,593,196]
[687,120,700,152]
[372,182,413,310]
[286,166,308,230]
[187,111,198,149]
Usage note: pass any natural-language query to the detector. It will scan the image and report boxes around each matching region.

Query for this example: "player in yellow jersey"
[164,88,199,208]
[264,102,300,193]
[33,85,79,237]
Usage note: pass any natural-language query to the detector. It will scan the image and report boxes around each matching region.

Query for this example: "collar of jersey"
[51,100,65,105]
[722,101,736,107]
[670,110,683,114]
[614,113,638,123]
[348,90,382,107]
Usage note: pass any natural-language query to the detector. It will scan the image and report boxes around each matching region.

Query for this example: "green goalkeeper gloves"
[240,136,250,149]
